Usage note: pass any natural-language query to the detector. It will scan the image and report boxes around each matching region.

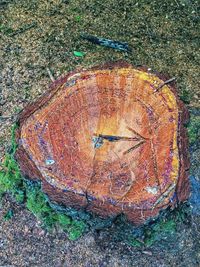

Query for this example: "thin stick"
[46,67,55,82]
[154,77,176,92]
[9,22,37,37]
[152,183,176,209]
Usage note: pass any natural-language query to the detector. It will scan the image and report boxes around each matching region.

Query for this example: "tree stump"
[15,62,190,224]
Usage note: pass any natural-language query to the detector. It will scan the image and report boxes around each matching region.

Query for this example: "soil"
[0,0,199,266]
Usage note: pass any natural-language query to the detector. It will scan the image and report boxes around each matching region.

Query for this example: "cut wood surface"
[16,62,190,224]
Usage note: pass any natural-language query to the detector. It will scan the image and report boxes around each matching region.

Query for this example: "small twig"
[9,22,37,37]
[81,33,131,52]
[46,67,55,82]
[152,183,176,209]
[154,77,176,92]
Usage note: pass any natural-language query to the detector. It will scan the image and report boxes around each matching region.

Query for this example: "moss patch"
[3,209,14,221]
[124,203,190,248]
[0,124,24,201]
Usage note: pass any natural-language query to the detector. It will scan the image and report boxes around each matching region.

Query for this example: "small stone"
[24,225,29,234]
[142,250,153,256]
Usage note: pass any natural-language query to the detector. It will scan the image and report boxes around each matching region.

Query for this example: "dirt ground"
[0,0,200,266]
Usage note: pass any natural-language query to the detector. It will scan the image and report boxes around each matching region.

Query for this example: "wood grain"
[15,62,190,224]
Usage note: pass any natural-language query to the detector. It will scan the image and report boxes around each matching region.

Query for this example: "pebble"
[142,250,153,256]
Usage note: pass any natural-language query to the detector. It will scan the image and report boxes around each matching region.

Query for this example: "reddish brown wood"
[15,62,190,224]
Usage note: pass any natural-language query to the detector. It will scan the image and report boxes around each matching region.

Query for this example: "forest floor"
[0,0,200,266]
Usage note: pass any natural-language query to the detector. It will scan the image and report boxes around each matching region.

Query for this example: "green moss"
[127,204,190,248]
[0,153,24,201]
[187,114,200,144]
[3,209,14,221]
[127,238,143,248]
[144,219,176,247]
[57,213,71,228]
[25,182,87,237]
[127,218,177,248]
[179,88,193,104]
[68,220,87,241]
[25,183,52,219]
[18,179,87,236]
[0,124,24,201]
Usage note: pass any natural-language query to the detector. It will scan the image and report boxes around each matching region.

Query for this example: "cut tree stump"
[15,62,190,225]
